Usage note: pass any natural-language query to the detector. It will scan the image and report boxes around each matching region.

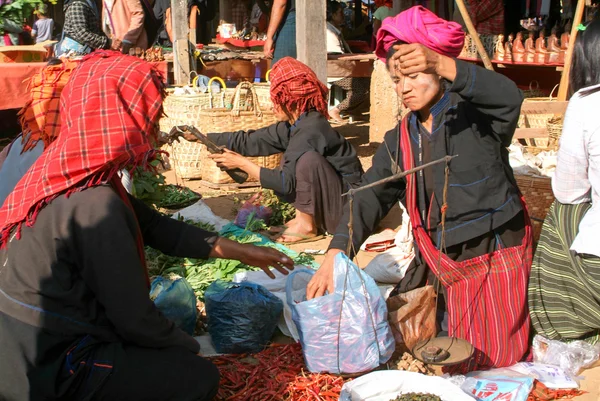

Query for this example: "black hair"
[326,1,343,22]
[569,18,600,97]
[385,40,406,67]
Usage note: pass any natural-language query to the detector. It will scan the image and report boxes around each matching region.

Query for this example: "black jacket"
[209,111,363,195]
[330,60,524,253]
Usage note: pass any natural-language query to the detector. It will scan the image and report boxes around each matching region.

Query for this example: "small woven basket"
[518,85,562,151]
[200,152,283,185]
[515,175,555,243]
[164,138,206,180]
[254,69,273,111]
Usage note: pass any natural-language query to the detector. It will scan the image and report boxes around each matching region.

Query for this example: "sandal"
[273,233,326,245]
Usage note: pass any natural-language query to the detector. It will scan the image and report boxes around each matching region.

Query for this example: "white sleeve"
[326,27,343,54]
[552,94,592,204]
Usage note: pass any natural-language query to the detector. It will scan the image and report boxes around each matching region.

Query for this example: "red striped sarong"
[400,117,533,372]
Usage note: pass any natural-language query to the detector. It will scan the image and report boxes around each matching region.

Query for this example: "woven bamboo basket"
[163,139,206,180]
[197,82,282,185]
[254,69,273,110]
[159,77,241,134]
[518,85,561,150]
[515,175,554,242]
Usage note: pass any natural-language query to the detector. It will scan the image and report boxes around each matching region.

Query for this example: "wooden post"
[557,0,586,101]
[219,0,232,23]
[171,0,192,84]
[454,0,494,71]
[296,0,328,83]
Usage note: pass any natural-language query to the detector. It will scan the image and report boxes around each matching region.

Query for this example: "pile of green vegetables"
[390,393,442,401]
[146,219,314,301]
[131,164,200,209]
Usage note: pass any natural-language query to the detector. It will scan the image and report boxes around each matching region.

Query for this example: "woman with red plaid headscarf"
[0,51,293,401]
[209,57,363,244]
[309,6,532,373]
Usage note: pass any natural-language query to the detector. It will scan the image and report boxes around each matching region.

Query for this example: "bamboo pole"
[557,0,586,101]
[454,0,494,71]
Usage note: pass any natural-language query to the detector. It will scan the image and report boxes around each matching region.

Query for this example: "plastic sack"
[532,335,600,377]
[205,280,283,354]
[386,285,437,350]
[364,203,415,284]
[150,276,197,335]
[234,193,272,229]
[339,370,474,401]
[233,268,301,341]
[462,371,534,401]
[171,200,230,232]
[509,362,578,389]
[286,254,395,374]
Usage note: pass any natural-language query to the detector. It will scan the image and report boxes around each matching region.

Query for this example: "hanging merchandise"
[286,256,395,375]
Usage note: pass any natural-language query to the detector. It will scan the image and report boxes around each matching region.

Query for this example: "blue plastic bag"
[150,276,197,335]
[286,253,395,374]
[205,280,283,354]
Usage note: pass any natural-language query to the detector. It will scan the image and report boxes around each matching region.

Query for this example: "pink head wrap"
[375,6,465,63]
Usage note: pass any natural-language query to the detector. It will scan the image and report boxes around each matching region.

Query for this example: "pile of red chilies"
[209,343,351,401]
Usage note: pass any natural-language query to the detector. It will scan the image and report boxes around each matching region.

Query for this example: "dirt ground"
[164,118,600,399]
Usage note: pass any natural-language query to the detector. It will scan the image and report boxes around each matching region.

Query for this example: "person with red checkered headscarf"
[208,57,364,244]
[0,51,293,401]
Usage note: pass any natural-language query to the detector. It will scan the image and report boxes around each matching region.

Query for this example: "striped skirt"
[528,201,600,344]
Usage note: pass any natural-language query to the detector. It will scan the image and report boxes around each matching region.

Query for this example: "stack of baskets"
[197,81,281,185]
[160,76,233,180]
[515,85,564,242]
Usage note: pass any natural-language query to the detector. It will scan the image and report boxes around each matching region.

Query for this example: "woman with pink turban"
[308,6,532,373]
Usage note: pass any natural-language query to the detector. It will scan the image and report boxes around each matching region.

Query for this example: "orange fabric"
[18,60,80,152]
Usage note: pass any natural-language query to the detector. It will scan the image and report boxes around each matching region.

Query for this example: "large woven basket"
[197,81,282,185]
[254,69,273,111]
[195,81,279,133]
[516,175,554,243]
[164,139,206,180]
[159,77,239,134]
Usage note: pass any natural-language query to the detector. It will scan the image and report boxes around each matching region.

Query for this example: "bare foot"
[276,211,317,243]
[328,107,344,123]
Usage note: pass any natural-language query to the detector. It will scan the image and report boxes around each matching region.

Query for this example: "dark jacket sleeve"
[73,192,199,353]
[450,59,523,147]
[207,122,290,157]
[129,195,218,259]
[328,128,406,255]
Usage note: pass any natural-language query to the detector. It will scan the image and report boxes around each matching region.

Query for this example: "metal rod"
[342,155,458,197]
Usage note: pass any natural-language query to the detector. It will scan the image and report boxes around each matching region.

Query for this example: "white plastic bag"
[171,200,230,232]
[462,369,534,401]
[233,268,300,341]
[364,202,415,284]
[532,335,600,377]
[510,362,579,389]
[339,370,474,401]
[286,254,395,374]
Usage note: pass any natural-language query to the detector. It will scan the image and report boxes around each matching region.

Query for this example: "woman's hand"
[210,238,294,279]
[306,249,343,299]
[391,43,457,81]
[110,37,123,50]
[209,149,248,171]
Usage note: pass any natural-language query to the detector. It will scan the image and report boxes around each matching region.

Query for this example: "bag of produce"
[150,275,197,335]
[286,254,395,374]
[205,280,283,354]
[387,285,437,351]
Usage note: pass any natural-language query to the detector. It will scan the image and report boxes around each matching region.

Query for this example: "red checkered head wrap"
[0,51,165,247]
[269,57,329,119]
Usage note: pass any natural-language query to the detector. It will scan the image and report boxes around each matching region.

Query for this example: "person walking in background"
[32,4,55,43]
[103,0,148,53]
[263,0,295,63]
